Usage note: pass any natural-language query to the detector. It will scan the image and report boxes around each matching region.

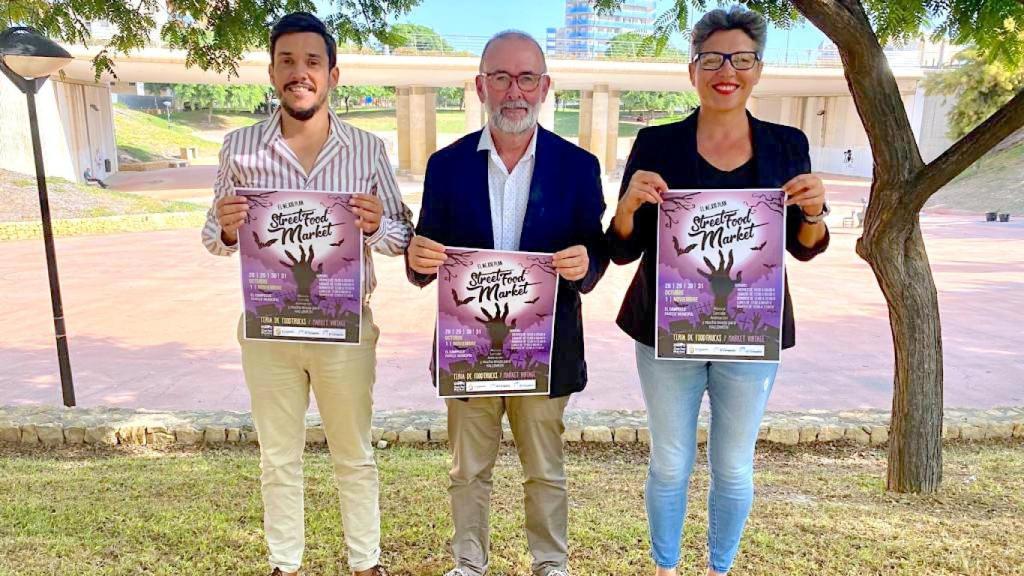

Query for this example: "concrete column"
[578,90,594,149]
[540,89,556,132]
[396,87,411,173]
[604,89,620,172]
[464,81,485,132]
[589,84,610,173]
[779,96,796,127]
[409,86,437,176]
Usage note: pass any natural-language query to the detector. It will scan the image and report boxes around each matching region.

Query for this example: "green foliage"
[172,84,267,119]
[437,87,464,108]
[0,0,421,78]
[604,31,686,60]
[591,0,1024,66]
[621,90,698,114]
[173,84,227,112]
[333,85,394,112]
[924,49,1024,140]
[390,22,454,52]
[223,85,269,112]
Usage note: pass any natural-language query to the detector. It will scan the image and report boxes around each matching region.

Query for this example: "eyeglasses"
[693,51,760,71]
[481,72,545,92]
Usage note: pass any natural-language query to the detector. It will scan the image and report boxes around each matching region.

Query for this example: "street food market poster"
[436,248,559,397]
[655,189,786,362]
[237,188,363,344]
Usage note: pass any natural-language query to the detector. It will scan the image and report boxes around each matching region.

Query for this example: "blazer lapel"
[461,131,494,250]
[517,127,551,252]
[750,113,785,188]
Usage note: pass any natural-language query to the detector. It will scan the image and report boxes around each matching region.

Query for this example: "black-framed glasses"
[693,51,760,71]
[481,71,545,92]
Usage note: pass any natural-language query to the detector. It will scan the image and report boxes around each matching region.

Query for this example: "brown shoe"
[356,566,390,576]
[271,569,299,576]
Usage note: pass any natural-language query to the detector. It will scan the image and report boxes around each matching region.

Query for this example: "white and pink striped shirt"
[202,108,414,296]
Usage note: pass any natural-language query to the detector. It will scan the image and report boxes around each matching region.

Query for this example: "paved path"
[2,181,1022,413]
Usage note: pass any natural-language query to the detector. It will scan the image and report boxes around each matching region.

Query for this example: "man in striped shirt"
[202,12,412,576]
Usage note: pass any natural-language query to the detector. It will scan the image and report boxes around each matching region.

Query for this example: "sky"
[314,0,829,56]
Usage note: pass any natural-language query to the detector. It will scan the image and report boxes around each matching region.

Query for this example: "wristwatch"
[801,202,830,224]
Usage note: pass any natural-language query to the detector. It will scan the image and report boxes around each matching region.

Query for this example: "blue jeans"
[635,342,778,573]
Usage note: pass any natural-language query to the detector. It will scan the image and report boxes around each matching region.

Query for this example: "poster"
[237,188,363,344]
[436,248,559,398]
[655,189,786,362]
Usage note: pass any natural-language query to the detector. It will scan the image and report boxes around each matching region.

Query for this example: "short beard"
[278,86,328,122]
[487,99,539,135]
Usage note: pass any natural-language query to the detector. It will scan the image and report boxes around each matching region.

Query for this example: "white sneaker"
[546,571,570,576]
[444,569,468,576]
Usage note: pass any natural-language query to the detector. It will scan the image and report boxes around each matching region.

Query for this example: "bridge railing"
[102,31,954,70]
[335,33,949,69]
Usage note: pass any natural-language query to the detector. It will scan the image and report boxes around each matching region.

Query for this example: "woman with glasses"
[607,6,830,575]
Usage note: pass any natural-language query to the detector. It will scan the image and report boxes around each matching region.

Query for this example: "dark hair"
[270,12,337,70]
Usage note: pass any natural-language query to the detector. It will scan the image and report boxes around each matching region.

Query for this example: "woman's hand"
[782,173,826,217]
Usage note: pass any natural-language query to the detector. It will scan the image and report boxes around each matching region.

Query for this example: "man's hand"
[408,235,447,275]
[553,245,589,282]
[216,196,249,246]
[351,192,384,235]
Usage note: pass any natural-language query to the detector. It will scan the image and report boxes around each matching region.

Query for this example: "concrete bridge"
[1,43,952,184]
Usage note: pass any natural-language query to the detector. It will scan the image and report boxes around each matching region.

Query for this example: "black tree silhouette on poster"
[440,250,478,283]
[661,192,700,228]
[243,191,276,224]
[745,192,784,216]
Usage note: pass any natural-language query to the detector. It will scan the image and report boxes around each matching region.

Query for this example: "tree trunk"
[858,212,944,492]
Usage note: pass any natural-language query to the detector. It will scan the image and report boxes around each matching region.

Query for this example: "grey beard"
[488,101,539,135]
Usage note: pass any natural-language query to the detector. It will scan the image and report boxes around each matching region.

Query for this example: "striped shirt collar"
[258,106,352,150]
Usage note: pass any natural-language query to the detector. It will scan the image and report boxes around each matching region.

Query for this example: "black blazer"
[607,109,829,350]
[407,126,609,397]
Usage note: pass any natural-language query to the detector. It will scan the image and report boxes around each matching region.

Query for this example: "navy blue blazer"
[406,125,609,398]
[607,109,829,350]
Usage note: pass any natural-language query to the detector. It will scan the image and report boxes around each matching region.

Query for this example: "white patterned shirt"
[478,126,537,251]
[202,108,414,296]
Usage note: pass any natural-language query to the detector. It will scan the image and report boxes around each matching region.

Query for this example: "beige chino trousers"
[239,307,381,574]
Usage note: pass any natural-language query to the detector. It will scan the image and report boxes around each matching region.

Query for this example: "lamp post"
[0,27,76,407]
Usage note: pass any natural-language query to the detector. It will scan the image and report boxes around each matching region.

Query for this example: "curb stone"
[0,405,1021,449]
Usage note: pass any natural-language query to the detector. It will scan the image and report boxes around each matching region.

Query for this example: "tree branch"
[911,88,1024,211]
[792,0,924,188]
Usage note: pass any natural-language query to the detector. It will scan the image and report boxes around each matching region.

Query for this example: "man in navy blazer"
[405,30,608,576]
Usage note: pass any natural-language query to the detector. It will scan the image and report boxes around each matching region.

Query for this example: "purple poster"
[656,189,786,362]
[237,188,363,344]
[436,248,559,398]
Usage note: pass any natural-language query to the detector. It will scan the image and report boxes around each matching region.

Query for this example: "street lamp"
[0,27,76,407]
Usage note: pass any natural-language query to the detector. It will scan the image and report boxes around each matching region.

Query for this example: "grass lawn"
[336,107,467,133]
[114,105,223,162]
[166,109,266,132]
[0,169,201,222]
[1,442,1021,575]
[929,141,1024,214]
